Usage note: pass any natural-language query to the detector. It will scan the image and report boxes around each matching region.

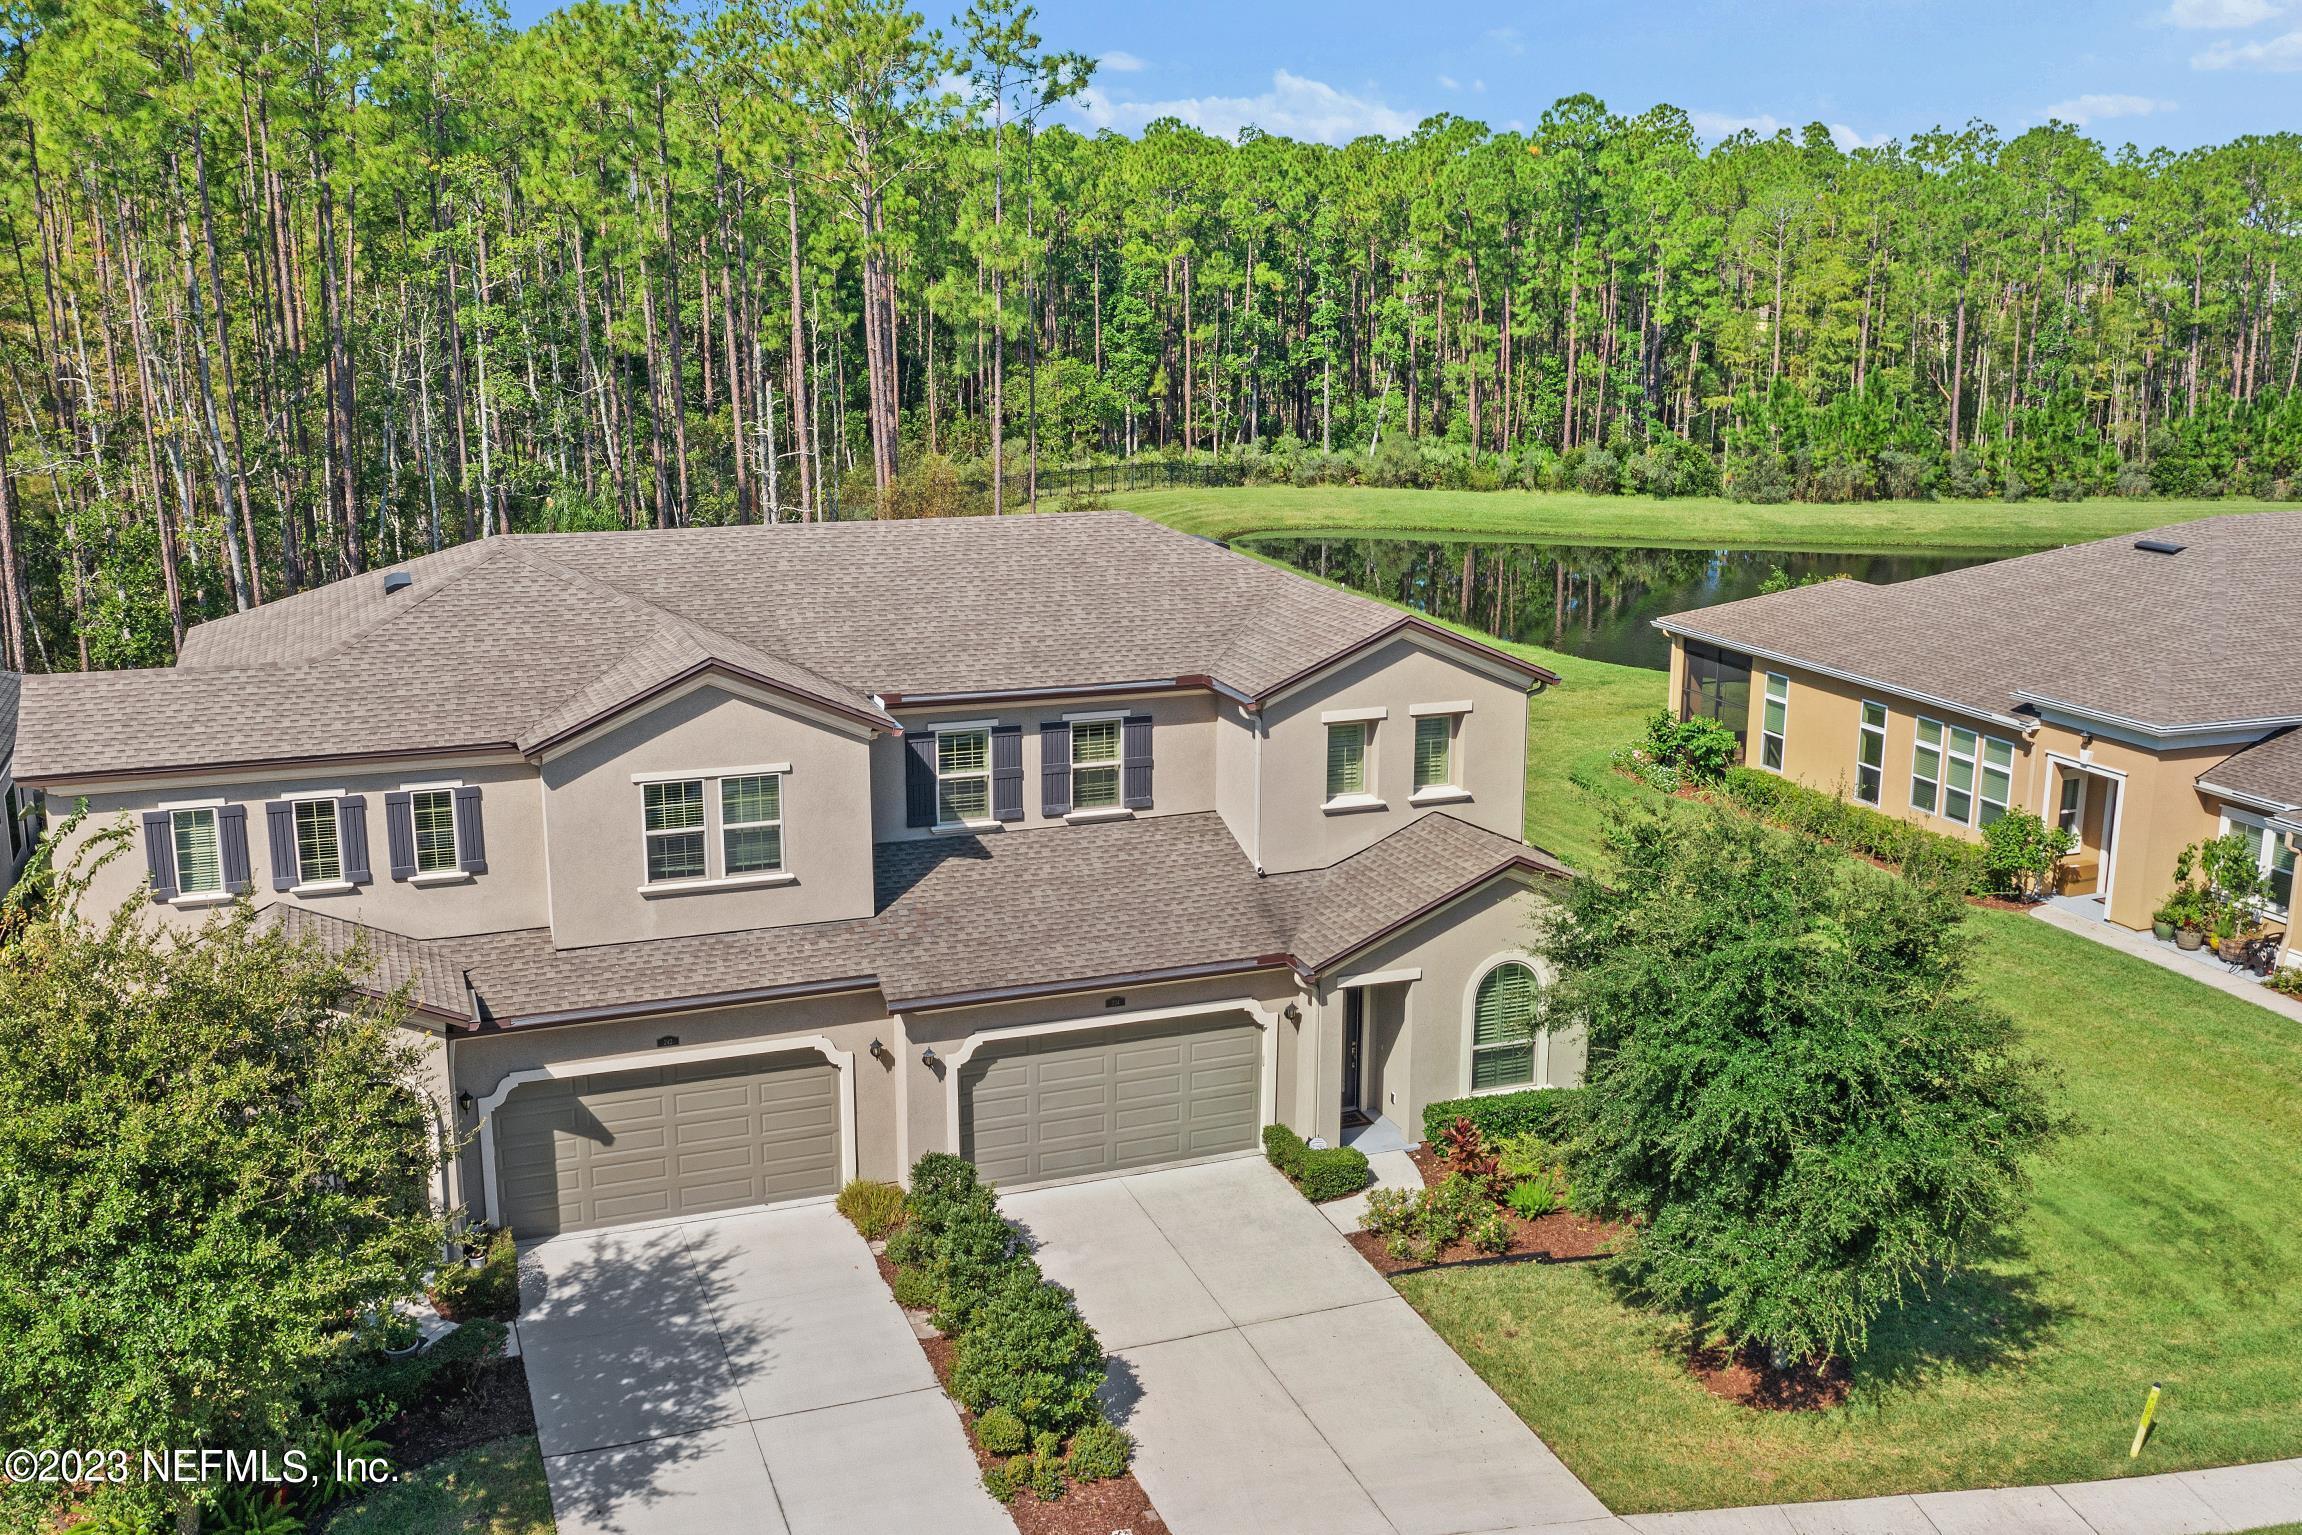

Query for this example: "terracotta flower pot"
[2176,928,2205,951]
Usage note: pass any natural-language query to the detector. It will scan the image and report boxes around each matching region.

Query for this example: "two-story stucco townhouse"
[1656,512,2302,967]
[8,511,1581,1240]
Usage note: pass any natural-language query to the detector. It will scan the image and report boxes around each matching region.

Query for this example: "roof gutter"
[2194,779,2298,816]
[1653,619,2035,734]
[477,975,882,1033]
[877,677,1211,710]
[2009,692,2302,742]
[16,739,523,791]
[889,955,1289,1014]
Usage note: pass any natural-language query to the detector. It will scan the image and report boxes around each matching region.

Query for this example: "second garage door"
[495,1053,840,1238]
[960,1013,1261,1185]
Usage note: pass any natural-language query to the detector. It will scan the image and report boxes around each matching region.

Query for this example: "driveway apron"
[1004,1156,1617,1535]
[517,1202,1006,1535]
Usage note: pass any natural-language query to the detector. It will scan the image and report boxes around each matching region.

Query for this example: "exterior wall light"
[920,1046,942,1069]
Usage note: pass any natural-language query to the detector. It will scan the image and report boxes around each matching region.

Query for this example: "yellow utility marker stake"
[2130,1383,2162,1459]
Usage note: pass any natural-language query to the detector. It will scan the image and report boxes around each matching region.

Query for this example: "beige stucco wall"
[2027,718,2235,930]
[540,682,877,949]
[43,758,546,940]
[870,691,1218,842]
[1253,634,1530,876]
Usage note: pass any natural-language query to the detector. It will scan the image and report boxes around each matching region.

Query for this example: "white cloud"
[1068,69,1419,144]
[2038,92,2178,123]
[1437,73,1461,91]
[2193,25,2302,64]
[1484,26,1526,56]
[1098,50,1147,73]
[2164,0,2282,27]
[1689,111,1873,151]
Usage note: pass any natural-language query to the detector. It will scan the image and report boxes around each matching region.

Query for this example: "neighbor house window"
[1071,719,1122,810]
[1942,726,1979,824]
[2057,773,2084,835]
[1471,962,1540,1090]
[644,779,708,882]
[1855,702,1887,805]
[172,808,225,897]
[293,798,341,884]
[937,729,992,823]
[1978,738,2014,827]
[1326,721,1369,800]
[1414,715,1454,792]
[2228,815,2296,916]
[1911,718,1943,814]
[721,774,784,875]
[1759,673,1789,771]
[411,789,459,875]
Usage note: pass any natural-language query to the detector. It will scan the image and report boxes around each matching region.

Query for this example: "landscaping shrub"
[1978,810,2076,900]
[1261,1121,1307,1178]
[1437,1117,1508,1199]
[886,1152,986,1269]
[1261,1122,1370,1200]
[1358,1173,1493,1262]
[308,1319,506,1425]
[1720,767,1986,894]
[891,1266,938,1311]
[429,1227,519,1322]
[1498,1132,1569,1216]
[1420,1087,1583,1147]
[975,1404,1028,1455]
[1632,709,1737,788]
[835,1178,907,1241]
[949,1269,1108,1438]
[1064,1419,1133,1481]
[927,1187,1031,1334]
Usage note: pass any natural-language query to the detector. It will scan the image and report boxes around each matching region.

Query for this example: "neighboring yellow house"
[1655,514,2301,956]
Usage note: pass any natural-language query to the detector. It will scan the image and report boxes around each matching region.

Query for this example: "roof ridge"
[186,537,517,672]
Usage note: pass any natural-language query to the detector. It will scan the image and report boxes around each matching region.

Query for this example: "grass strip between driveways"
[321,1435,555,1535]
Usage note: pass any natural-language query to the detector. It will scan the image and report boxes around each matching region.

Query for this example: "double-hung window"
[2056,773,2084,836]
[721,774,784,875]
[937,729,992,823]
[293,797,342,884]
[411,789,459,875]
[172,808,225,897]
[1326,721,1369,801]
[2229,815,2296,916]
[1759,673,1789,771]
[1855,702,1887,806]
[1942,726,1979,824]
[1912,718,1943,814]
[1977,738,2014,827]
[1070,719,1122,811]
[644,780,708,883]
[1470,962,1540,1090]
[1414,715,1454,793]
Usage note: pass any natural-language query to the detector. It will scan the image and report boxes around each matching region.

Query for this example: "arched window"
[1471,962,1540,1090]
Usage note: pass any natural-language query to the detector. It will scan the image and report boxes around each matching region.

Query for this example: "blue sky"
[1003,0,2301,151]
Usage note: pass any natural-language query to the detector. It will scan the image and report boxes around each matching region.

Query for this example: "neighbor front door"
[1341,988,1366,1124]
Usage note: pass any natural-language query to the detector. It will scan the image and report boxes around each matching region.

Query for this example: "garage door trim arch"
[941,997,1286,1159]
[473,1033,857,1228]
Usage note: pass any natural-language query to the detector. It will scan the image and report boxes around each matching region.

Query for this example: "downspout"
[1250,702,1266,875]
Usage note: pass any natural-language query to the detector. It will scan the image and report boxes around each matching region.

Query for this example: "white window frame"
[1323,718,1381,811]
[1409,704,1471,805]
[1941,725,1980,826]
[169,804,228,900]
[932,721,998,829]
[407,785,462,880]
[1855,701,1887,806]
[1758,672,1789,773]
[1460,954,1552,1096]
[2222,809,2296,918]
[1911,717,1943,815]
[637,765,797,895]
[1977,737,2014,827]
[642,778,709,885]
[1069,717,1124,812]
[2056,770,2087,837]
[720,772,786,877]
[276,790,351,893]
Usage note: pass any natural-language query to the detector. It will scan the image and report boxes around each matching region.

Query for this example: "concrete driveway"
[516,1203,1006,1535]
[1003,1155,1617,1535]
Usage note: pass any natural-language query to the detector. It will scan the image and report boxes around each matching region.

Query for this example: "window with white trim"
[172,808,225,897]
[1326,720,1369,800]
[1942,726,1979,824]
[1977,738,2013,827]
[721,774,784,875]
[293,797,342,884]
[643,779,708,882]
[1855,702,1887,806]
[411,789,459,875]
[1759,673,1788,771]
[2056,773,2084,836]
[937,729,991,823]
[1912,717,1943,814]
[1414,715,1454,792]
[1471,962,1540,1090]
[1071,719,1122,810]
[2227,813,2296,916]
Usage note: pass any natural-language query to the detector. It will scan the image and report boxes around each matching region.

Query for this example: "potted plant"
[2150,903,2177,943]
[371,1309,424,1359]
[2160,885,2208,949]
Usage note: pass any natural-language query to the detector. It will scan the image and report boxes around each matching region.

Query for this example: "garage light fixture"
[456,1090,475,1113]
[920,1046,942,1069]
[869,1038,891,1063]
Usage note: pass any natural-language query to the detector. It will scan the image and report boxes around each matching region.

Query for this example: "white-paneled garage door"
[960,1013,1261,1186]
[495,1053,840,1238]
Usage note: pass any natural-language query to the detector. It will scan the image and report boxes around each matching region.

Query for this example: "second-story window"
[411,789,459,875]
[294,798,342,883]
[1326,720,1369,800]
[644,779,708,882]
[938,729,991,822]
[1071,720,1122,810]
[721,774,784,874]
[1413,716,1453,793]
[173,808,225,897]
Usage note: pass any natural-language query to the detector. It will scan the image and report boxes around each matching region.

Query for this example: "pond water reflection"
[1238,537,2021,671]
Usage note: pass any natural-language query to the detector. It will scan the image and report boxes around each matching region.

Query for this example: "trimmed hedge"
[1719,766,1986,893]
[1421,1088,1583,1148]
[1261,1123,1370,1201]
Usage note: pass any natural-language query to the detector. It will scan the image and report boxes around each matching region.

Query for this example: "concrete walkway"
[2031,903,2302,1023]
[516,1204,1005,1535]
[1004,1156,1615,1535]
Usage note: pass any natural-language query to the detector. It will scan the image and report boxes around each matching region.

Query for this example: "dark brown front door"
[1341,989,1367,1126]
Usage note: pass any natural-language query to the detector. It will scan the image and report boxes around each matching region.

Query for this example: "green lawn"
[1107,484,2271,552]
[323,1437,555,1535]
[1373,619,2302,1512]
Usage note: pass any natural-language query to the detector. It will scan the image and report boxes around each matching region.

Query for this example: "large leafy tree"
[1542,804,2061,1365]
[0,844,445,1532]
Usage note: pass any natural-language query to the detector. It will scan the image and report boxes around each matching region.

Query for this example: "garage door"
[495,1053,840,1238]
[960,1014,1261,1185]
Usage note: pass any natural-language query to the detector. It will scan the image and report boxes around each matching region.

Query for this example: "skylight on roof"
[2134,538,2186,555]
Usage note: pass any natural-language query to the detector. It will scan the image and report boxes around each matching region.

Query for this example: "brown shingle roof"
[2200,728,2302,812]
[16,513,1552,782]
[270,812,1565,1029]
[1657,512,2302,733]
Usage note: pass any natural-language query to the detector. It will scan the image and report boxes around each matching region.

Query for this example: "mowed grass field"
[1109,483,2276,552]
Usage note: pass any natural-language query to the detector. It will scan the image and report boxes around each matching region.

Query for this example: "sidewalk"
[2030,903,2302,1024]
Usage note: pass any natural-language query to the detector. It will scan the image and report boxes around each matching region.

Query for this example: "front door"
[1341,989,1367,1126]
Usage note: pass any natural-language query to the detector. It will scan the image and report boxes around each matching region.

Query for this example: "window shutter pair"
[904,732,937,828]
[263,797,373,890]
[991,726,1024,822]
[1122,715,1154,809]
[141,811,176,903]
[141,806,253,900]
[1041,717,1155,815]
[382,787,488,879]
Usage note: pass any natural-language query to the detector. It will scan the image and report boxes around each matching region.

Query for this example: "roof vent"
[382,570,413,595]
[2134,538,2186,555]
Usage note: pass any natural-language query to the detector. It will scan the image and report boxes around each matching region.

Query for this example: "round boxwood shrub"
[975,1404,1028,1455]
[1064,1419,1133,1481]
[950,1270,1108,1438]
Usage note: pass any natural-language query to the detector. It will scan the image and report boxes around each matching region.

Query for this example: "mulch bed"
[1683,1339,1851,1411]
[1341,1146,1622,1278]
[377,1353,536,1471]
[871,1251,1166,1535]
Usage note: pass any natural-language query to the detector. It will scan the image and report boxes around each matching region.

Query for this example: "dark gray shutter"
[991,725,1024,822]
[265,801,297,891]
[218,805,253,895]
[384,792,416,880]
[1041,721,1072,817]
[453,786,488,874]
[337,796,371,884]
[141,810,177,902]
[905,731,937,828]
[1123,715,1154,809]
